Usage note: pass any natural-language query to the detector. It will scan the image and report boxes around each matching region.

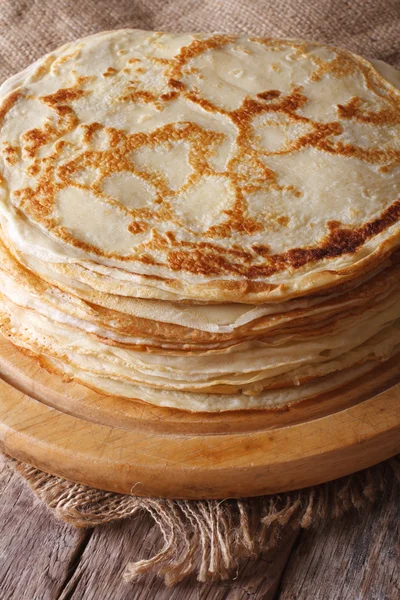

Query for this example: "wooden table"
[0,454,398,599]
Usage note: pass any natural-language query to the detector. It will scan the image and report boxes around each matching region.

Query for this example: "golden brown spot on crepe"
[32,63,52,80]
[328,140,400,166]
[170,35,234,80]
[159,91,179,102]
[51,49,81,75]
[23,126,53,157]
[122,90,158,105]
[338,96,400,126]
[139,254,156,265]
[277,215,289,226]
[2,143,19,165]
[328,220,342,230]
[14,182,56,225]
[252,244,270,256]
[167,249,242,277]
[41,85,89,112]
[168,78,185,90]
[310,53,357,82]
[0,90,23,125]
[128,221,148,234]
[180,238,253,261]
[82,122,103,143]
[256,90,281,101]
[285,186,302,198]
[206,210,262,238]
[185,66,202,75]
[22,82,90,157]
[150,57,172,65]
[102,67,118,77]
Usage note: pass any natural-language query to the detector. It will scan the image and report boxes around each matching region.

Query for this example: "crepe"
[0,31,400,303]
[0,30,399,412]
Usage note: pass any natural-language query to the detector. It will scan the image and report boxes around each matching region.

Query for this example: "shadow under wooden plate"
[0,335,399,499]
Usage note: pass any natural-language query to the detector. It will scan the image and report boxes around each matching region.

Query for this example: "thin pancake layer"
[0,234,397,347]
[0,282,398,395]
[41,357,385,412]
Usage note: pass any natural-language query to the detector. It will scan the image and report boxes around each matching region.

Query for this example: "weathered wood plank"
[0,455,89,600]
[58,513,298,600]
[277,475,399,600]
[0,451,298,600]
[1,452,398,599]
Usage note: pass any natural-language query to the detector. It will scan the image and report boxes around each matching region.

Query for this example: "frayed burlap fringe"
[7,456,399,586]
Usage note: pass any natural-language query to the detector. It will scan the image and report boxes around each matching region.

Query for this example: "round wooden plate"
[0,335,399,499]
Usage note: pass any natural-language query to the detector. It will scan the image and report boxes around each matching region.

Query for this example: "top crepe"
[0,31,400,303]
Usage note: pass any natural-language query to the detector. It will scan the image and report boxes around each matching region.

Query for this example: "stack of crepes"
[0,29,399,412]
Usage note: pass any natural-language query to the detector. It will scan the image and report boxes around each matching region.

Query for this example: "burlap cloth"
[1,0,399,586]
